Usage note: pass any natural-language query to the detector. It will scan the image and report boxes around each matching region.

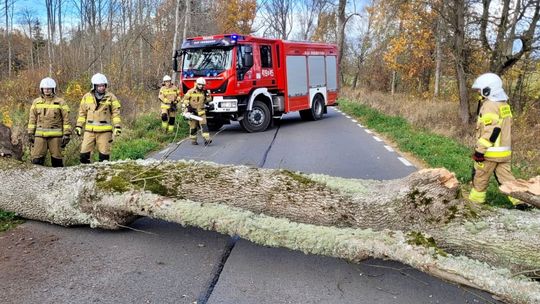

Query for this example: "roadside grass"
[339,99,518,207]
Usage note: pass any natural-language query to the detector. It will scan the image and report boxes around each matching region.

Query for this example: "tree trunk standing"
[4,0,11,77]
[58,0,63,64]
[450,0,470,124]
[337,0,346,85]
[391,70,396,95]
[171,0,181,84]
[0,158,540,303]
[182,0,190,42]
[46,0,54,75]
[138,0,144,86]
[434,17,442,97]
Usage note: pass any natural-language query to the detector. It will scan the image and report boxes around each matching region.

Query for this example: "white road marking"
[373,136,383,142]
[160,147,170,154]
[384,145,394,152]
[365,129,373,134]
[398,157,413,167]
[352,119,357,123]
[345,115,351,119]
[357,124,363,128]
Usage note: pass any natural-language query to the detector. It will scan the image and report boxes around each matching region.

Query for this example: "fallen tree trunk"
[1,158,539,303]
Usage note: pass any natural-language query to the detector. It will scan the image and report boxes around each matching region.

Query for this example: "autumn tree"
[213,0,257,35]
[382,0,437,94]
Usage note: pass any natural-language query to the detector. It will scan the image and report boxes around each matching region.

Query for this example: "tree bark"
[450,0,470,123]
[171,0,181,84]
[0,157,540,303]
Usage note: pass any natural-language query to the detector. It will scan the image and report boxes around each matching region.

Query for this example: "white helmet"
[196,77,206,85]
[163,75,172,82]
[39,77,56,89]
[91,73,108,86]
[471,73,508,101]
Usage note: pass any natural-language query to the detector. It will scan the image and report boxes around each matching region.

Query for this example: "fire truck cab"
[174,34,339,132]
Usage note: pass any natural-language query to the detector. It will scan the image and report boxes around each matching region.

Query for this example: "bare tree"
[261,0,294,39]
[479,0,540,74]
[18,8,36,70]
[297,0,329,40]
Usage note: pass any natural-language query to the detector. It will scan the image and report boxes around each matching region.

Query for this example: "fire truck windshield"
[182,47,233,77]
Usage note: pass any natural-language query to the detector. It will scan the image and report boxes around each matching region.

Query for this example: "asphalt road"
[156,107,498,304]
[0,108,499,304]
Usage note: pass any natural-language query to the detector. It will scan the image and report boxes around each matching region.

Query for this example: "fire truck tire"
[300,94,325,121]
[240,100,271,132]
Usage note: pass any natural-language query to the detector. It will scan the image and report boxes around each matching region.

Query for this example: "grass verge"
[339,98,520,207]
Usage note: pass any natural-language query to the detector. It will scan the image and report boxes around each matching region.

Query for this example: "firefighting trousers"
[472,160,516,192]
[160,108,177,119]
[31,137,62,160]
[81,131,113,155]
[188,115,209,141]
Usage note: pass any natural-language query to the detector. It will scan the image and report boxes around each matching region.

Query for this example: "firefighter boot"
[190,127,198,145]
[167,117,175,133]
[80,152,91,164]
[31,157,46,166]
[161,113,168,131]
[51,157,64,167]
[99,153,110,162]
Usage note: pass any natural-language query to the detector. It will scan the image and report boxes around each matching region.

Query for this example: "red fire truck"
[173,34,339,132]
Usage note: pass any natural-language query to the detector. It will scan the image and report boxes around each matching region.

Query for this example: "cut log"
[1,158,539,303]
[500,177,540,208]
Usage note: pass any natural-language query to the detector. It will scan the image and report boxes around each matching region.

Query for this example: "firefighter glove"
[61,135,70,148]
[75,126,83,137]
[170,103,177,112]
[28,133,35,144]
[187,105,195,113]
[113,127,122,136]
[472,151,485,162]
[205,103,215,111]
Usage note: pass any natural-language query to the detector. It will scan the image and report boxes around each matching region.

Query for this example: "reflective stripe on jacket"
[76,91,121,132]
[182,88,211,113]
[28,96,71,137]
[159,85,180,109]
[475,99,512,160]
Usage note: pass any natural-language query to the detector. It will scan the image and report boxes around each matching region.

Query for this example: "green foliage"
[0,211,23,232]
[339,99,516,207]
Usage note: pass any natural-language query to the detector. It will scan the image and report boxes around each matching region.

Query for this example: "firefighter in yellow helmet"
[27,77,72,167]
[75,73,121,163]
[468,73,525,209]
[158,75,180,133]
[182,77,212,145]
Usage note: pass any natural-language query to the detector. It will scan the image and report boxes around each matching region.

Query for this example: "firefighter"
[75,73,121,163]
[158,75,180,133]
[182,77,212,145]
[468,73,524,209]
[27,77,71,167]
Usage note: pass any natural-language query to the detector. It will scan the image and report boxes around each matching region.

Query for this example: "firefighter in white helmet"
[182,77,212,145]
[27,77,72,167]
[158,75,180,133]
[468,73,525,209]
[75,73,122,163]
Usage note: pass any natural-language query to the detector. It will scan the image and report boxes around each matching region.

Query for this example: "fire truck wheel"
[300,94,325,121]
[240,100,271,132]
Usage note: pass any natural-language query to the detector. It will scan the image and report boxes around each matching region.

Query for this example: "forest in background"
[0,0,538,173]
